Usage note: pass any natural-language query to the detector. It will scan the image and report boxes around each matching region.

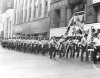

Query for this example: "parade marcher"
[73,37,79,58]
[92,33,100,64]
[49,36,56,59]
[66,38,74,58]
[80,34,90,62]
[58,35,66,58]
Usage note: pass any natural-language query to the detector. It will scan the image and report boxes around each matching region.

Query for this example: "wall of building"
[0,0,14,13]
[91,0,100,23]
[50,0,86,29]
[1,9,13,38]
[13,0,51,38]
[13,17,50,36]
[85,0,97,24]
[97,7,100,23]
[50,0,70,28]
[0,0,14,38]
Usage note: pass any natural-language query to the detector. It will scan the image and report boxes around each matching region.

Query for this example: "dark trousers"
[93,46,100,63]
[49,46,56,59]
[66,45,73,58]
[73,44,79,57]
[81,45,89,61]
[59,49,65,58]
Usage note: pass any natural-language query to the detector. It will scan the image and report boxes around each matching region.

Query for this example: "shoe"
[81,60,84,62]
[85,60,89,61]
[50,57,52,59]
[93,62,97,64]
[53,57,56,59]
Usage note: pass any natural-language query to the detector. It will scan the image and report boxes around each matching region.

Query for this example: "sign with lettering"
[13,18,50,34]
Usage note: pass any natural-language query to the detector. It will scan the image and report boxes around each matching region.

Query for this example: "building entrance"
[55,9,61,28]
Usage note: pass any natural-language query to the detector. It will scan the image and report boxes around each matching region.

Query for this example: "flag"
[82,15,85,23]
[76,15,81,25]
[66,14,75,35]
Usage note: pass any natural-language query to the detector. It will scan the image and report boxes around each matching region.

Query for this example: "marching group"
[1,33,100,64]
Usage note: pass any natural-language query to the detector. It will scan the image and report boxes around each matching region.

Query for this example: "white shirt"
[73,39,79,44]
[93,38,100,46]
[81,37,90,46]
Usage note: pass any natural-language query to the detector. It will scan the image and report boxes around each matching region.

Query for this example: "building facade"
[89,0,100,23]
[13,0,51,39]
[0,0,14,38]
[50,0,100,27]
[50,0,86,29]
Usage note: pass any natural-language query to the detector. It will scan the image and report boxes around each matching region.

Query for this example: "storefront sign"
[13,17,50,34]
[93,0,100,4]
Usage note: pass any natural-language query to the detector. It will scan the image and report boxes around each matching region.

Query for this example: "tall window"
[14,13,16,24]
[34,5,36,19]
[45,0,48,16]
[39,3,42,18]
[21,1,23,23]
[33,0,36,19]
[25,0,28,22]
[25,9,27,22]
[29,0,32,21]
[14,0,17,24]
[21,10,23,23]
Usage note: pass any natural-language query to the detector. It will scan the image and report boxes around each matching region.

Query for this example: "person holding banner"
[80,34,90,62]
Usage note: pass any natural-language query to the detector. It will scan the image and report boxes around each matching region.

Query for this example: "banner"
[93,0,100,4]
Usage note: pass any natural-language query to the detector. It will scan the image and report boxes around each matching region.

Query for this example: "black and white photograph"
[0,0,100,78]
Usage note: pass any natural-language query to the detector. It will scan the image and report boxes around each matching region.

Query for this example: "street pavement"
[0,46,100,78]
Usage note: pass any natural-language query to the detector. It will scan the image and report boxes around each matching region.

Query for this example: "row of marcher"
[1,34,100,64]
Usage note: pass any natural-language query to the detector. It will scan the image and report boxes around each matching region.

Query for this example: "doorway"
[55,9,61,28]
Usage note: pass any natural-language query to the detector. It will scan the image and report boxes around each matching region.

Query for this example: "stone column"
[20,0,24,23]
[36,0,39,19]
[13,0,17,24]
[30,0,35,21]
[17,0,20,24]
[48,0,51,13]
[23,0,26,22]
[10,21,12,38]
[15,9,18,24]
[8,18,10,38]
[26,0,29,22]
[5,17,8,38]
[15,0,20,24]
[66,5,72,26]
[38,0,41,18]
[60,5,66,27]
[4,22,6,38]
[41,0,45,18]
